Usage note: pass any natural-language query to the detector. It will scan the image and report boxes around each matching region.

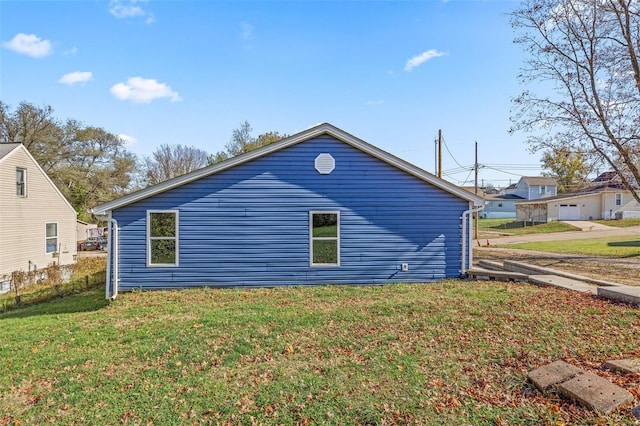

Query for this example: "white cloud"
[109,0,154,23]
[404,49,446,72]
[2,33,52,58]
[63,47,78,56]
[58,71,93,85]
[241,22,254,40]
[110,77,182,103]
[118,134,138,146]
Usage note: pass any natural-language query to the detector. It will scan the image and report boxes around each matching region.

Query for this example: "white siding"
[0,146,77,278]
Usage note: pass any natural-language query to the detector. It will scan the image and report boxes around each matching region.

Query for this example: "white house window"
[310,211,339,266]
[148,211,179,266]
[16,168,26,197]
[46,222,58,254]
[615,193,622,206]
[540,185,546,195]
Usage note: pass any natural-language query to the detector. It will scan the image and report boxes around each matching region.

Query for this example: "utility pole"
[437,129,442,178]
[474,141,479,240]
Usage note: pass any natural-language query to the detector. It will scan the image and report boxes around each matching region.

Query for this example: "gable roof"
[486,193,525,201]
[0,143,21,162]
[0,143,76,215]
[92,123,484,216]
[520,176,557,186]
[592,171,619,183]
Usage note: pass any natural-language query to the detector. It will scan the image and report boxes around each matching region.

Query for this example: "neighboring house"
[515,184,636,222]
[92,123,484,299]
[481,194,525,219]
[504,176,558,200]
[77,220,98,242]
[0,143,77,280]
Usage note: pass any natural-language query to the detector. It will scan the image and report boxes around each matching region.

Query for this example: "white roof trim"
[4,144,77,216]
[0,143,21,164]
[91,123,484,215]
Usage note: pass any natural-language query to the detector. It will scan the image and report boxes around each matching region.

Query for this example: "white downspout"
[105,215,119,300]
[461,206,484,275]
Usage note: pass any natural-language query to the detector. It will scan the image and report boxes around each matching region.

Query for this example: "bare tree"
[510,0,640,203]
[145,144,210,185]
[208,121,288,165]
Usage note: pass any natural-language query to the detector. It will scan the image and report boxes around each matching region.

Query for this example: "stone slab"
[602,359,640,374]
[528,360,583,391]
[597,286,640,306]
[557,371,633,413]
[529,275,598,294]
[503,260,623,288]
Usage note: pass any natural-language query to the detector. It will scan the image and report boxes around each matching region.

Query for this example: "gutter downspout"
[105,215,119,300]
[461,206,484,276]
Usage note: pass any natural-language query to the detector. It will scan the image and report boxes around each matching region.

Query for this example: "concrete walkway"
[563,221,617,231]
[472,259,640,305]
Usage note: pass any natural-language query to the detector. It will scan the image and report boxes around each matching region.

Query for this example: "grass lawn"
[594,218,640,228]
[1,282,639,425]
[479,219,579,236]
[500,237,640,258]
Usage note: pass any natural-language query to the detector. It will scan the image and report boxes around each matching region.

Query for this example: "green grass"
[479,219,579,235]
[501,236,640,257]
[594,218,640,227]
[0,257,107,312]
[1,282,638,425]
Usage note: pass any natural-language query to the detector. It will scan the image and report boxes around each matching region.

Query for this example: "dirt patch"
[475,248,640,286]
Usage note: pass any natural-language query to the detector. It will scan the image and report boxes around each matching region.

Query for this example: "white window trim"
[16,167,27,197]
[309,211,340,267]
[147,210,179,267]
[45,222,58,254]
[615,193,622,206]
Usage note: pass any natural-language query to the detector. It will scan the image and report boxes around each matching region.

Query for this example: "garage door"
[558,204,580,220]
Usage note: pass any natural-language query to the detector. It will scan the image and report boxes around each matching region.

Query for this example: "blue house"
[92,124,484,299]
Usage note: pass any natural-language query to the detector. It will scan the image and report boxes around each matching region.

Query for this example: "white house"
[0,143,77,280]
[516,185,637,222]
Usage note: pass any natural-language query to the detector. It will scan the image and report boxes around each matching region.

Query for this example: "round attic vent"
[314,153,335,174]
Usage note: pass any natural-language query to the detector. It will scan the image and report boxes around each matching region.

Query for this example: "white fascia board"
[91,123,484,214]
[16,145,77,216]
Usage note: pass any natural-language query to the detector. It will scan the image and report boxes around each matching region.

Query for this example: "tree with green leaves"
[510,0,640,203]
[0,101,138,221]
[541,147,590,193]
[208,121,287,165]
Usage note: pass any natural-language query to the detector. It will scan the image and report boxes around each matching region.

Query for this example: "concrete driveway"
[479,222,640,246]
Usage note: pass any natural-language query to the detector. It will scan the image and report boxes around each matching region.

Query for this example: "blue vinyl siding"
[112,135,469,290]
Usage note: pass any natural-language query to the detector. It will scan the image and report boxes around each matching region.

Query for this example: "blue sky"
[0,0,542,188]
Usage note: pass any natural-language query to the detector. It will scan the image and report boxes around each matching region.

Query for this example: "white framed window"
[45,222,58,254]
[540,185,546,195]
[16,168,26,197]
[615,193,622,206]
[147,210,179,267]
[310,211,340,266]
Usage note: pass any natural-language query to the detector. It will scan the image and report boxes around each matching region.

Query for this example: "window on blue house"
[310,212,340,266]
[148,211,178,266]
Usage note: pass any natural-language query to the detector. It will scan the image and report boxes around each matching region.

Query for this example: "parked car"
[97,237,108,250]
[79,237,103,251]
